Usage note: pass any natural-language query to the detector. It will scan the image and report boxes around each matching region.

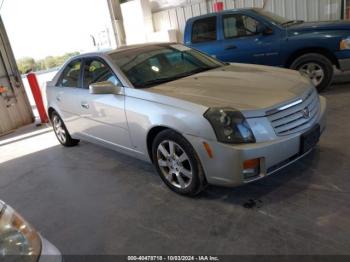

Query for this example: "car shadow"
[2,125,349,254]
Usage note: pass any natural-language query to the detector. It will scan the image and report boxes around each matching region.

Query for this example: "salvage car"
[46,43,326,196]
[184,8,350,91]
[0,200,61,261]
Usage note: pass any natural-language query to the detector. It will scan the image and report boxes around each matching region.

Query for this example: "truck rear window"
[191,17,217,43]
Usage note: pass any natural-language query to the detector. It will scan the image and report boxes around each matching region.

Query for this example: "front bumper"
[185,96,327,187]
[338,58,350,71]
[335,50,350,71]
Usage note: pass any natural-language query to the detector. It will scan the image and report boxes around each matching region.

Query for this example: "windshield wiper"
[281,20,304,26]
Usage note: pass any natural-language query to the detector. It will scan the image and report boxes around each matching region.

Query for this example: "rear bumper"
[185,96,327,187]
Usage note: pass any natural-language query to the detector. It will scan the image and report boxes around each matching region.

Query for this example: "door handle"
[56,96,61,102]
[225,45,237,50]
[81,102,89,109]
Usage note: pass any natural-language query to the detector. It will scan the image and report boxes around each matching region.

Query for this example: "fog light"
[243,158,261,180]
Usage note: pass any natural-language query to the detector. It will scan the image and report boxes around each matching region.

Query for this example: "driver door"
[77,57,132,150]
[217,13,281,66]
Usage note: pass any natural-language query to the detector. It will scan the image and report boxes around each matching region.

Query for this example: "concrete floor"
[1,80,350,255]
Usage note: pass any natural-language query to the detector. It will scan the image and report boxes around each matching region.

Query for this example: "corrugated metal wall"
[152,0,343,41]
[0,16,34,136]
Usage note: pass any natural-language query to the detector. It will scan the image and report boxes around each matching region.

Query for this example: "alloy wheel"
[53,115,67,144]
[299,62,325,86]
[156,140,193,189]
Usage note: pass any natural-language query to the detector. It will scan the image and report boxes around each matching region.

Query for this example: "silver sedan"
[46,43,326,196]
[0,201,62,261]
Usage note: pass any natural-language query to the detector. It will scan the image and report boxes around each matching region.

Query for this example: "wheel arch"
[48,107,56,120]
[146,125,173,163]
[146,125,208,192]
[285,47,339,69]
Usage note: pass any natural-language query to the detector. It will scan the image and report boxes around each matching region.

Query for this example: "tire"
[152,129,206,196]
[51,111,79,147]
[290,53,334,92]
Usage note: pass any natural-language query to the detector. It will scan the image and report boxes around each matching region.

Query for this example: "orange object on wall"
[27,73,49,123]
[0,86,7,94]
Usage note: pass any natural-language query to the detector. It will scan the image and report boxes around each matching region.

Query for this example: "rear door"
[77,57,132,150]
[54,59,85,134]
[186,15,222,59]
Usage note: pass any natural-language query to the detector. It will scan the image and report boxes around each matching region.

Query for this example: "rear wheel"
[152,130,206,196]
[290,53,334,92]
[51,111,79,147]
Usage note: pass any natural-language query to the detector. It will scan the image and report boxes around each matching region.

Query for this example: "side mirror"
[258,24,273,35]
[89,81,121,95]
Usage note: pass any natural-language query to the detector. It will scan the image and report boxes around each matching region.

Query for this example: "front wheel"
[152,130,206,196]
[290,53,334,92]
[51,111,79,147]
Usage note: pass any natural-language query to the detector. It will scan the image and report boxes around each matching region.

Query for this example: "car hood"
[287,20,350,32]
[147,64,312,117]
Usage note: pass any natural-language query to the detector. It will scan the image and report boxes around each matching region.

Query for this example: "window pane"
[244,16,259,34]
[82,59,120,88]
[253,9,288,25]
[192,17,217,43]
[224,15,259,39]
[59,60,81,87]
[224,16,238,38]
[109,44,224,89]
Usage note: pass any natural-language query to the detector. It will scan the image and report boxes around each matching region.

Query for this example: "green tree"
[16,51,80,74]
[17,57,35,74]
[44,56,59,69]
[34,59,45,71]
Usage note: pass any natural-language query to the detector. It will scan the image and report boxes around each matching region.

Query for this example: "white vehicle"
[0,201,61,261]
[46,43,327,196]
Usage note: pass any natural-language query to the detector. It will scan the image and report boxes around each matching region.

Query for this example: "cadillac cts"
[0,201,62,261]
[46,43,326,196]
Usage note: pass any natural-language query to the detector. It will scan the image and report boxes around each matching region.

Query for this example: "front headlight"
[204,107,256,144]
[340,37,350,50]
[0,201,41,258]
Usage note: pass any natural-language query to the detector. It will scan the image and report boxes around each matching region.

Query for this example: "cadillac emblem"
[302,107,310,119]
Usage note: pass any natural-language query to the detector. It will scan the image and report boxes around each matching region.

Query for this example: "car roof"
[186,7,260,22]
[71,42,178,60]
[106,42,178,55]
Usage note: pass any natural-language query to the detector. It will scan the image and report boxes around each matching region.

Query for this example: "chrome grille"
[267,90,320,136]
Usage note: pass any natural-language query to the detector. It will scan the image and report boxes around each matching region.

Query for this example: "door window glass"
[191,17,217,43]
[82,59,120,88]
[58,60,81,87]
[223,15,260,39]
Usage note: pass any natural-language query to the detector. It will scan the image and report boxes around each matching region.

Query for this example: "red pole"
[27,73,49,123]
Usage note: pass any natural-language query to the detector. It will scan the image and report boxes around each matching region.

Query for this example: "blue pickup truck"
[184,8,350,91]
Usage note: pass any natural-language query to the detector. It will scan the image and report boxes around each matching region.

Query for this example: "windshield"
[252,9,289,26]
[109,44,224,88]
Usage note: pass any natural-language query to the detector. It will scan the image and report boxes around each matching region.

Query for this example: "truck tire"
[290,53,334,92]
